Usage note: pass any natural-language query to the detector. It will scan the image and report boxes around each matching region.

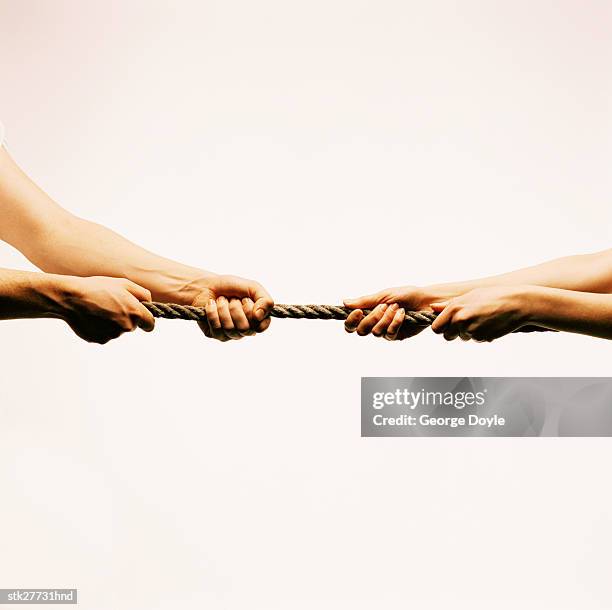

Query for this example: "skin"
[344,250,612,342]
[0,145,273,344]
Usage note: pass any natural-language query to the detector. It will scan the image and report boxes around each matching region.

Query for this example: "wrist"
[511,285,544,325]
[167,269,218,305]
[420,284,464,306]
[28,273,77,318]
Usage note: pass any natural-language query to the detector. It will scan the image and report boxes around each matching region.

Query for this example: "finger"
[241,298,259,334]
[431,305,454,334]
[216,296,233,329]
[372,303,399,337]
[207,276,273,322]
[443,327,460,341]
[205,298,221,332]
[356,304,388,336]
[471,330,494,343]
[344,310,364,333]
[229,298,251,334]
[123,280,152,303]
[253,295,274,322]
[430,301,449,313]
[344,291,387,310]
[133,302,156,332]
[255,317,271,333]
[242,298,255,324]
[216,296,241,340]
[385,308,405,341]
[211,331,230,342]
[247,283,274,322]
[198,299,222,341]
[459,331,471,342]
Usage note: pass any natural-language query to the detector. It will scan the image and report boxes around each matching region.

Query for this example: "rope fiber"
[142,302,549,333]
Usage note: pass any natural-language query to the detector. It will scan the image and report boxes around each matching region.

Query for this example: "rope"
[142,302,549,333]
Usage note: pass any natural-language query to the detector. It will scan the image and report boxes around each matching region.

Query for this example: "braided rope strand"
[142,302,549,333]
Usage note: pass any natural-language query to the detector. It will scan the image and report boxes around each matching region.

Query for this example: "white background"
[0,1,611,608]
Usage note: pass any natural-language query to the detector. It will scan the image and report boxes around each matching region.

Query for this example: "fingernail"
[208,298,215,308]
[255,308,265,321]
[390,303,398,310]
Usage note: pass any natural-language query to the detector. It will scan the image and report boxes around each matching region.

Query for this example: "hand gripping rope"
[142,302,549,333]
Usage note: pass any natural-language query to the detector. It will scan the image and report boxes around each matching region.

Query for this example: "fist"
[59,276,155,344]
[343,285,430,341]
[191,274,274,341]
[430,286,531,342]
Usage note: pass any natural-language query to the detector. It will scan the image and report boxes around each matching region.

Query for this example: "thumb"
[430,302,449,313]
[344,292,386,309]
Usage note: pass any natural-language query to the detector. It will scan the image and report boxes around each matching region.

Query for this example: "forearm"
[422,250,612,302]
[0,146,272,342]
[0,146,211,305]
[0,269,65,320]
[523,286,612,340]
[22,214,213,305]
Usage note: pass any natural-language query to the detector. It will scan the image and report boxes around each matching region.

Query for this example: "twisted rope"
[142,302,549,333]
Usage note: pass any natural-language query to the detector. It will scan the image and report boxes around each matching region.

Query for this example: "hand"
[191,274,274,341]
[58,276,155,344]
[430,286,532,342]
[343,285,432,341]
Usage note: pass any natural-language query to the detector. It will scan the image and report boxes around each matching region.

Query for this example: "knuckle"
[129,305,144,318]
[257,319,271,332]
[119,318,135,332]
[454,310,469,323]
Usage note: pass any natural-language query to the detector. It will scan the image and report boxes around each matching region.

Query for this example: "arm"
[0,268,155,343]
[343,251,612,340]
[430,285,612,342]
[0,269,70,320]
[0,146,273,341]
[421,250,612,302]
